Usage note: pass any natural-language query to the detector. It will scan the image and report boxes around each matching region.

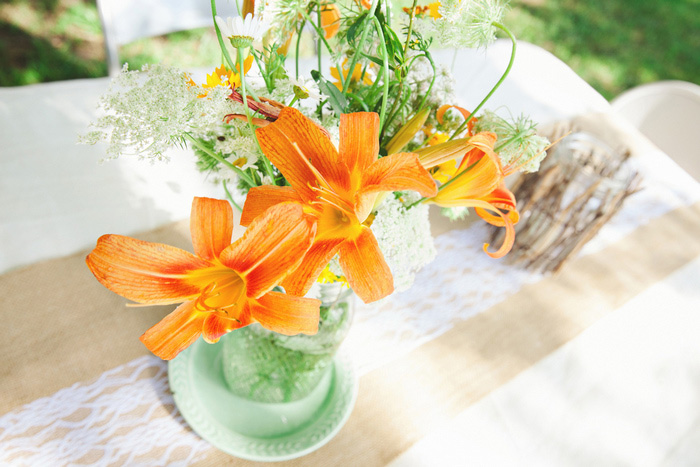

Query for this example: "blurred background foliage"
[1,0,698,100]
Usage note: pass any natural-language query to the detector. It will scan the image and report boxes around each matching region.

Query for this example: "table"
[2,41,700,466]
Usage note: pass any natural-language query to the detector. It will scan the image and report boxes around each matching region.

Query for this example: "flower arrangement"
[82,0,550,361]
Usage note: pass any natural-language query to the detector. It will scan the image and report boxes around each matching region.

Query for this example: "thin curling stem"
[237,47,277,183]
[341,0,381,94]
[449,22,516,140]
[371,16,390,132]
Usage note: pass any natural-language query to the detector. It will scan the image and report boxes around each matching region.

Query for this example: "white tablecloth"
[2,41,700,466]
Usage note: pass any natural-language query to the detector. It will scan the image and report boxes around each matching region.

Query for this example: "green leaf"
[311,70,348,115]
[361,54,386,68]
[346,12,368,43]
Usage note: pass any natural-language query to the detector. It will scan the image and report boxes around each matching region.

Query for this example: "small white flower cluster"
[404,55,457,130]
[80,64,237,161]
[255,0,310,47]
[371,192,436,291]
[418,0,507,49]
[474,110,550,173]
[441,206,471,221]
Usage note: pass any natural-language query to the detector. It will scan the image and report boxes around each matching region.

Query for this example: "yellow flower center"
[189,264,246,314]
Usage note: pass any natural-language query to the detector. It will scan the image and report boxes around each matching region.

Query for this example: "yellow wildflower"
[330,58,374,90]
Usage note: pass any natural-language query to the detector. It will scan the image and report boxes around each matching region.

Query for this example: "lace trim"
[2,169,697,464]
[0,357,211,466]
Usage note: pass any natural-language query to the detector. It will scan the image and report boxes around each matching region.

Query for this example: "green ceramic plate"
[168,338,358,462]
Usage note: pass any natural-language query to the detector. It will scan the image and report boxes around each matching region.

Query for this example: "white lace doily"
[2,158,698,465]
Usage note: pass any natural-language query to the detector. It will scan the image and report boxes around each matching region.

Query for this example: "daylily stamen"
[310,185,355,217]
[242,108,437,303]
[290,142,334,192]
[86,198,321,360]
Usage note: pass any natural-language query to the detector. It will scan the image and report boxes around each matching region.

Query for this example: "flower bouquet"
[81,0,550,457]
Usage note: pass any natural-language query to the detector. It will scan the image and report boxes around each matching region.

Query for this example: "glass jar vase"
[221,283,354,404]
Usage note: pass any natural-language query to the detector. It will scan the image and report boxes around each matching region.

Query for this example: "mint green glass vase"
[218,283,354,437]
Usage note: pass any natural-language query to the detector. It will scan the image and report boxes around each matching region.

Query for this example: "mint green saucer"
[168,338,358,462]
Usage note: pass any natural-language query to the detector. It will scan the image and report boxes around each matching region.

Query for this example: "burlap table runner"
[2,200,699,465]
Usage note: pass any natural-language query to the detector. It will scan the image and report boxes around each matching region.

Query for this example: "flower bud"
[385,108,430,155]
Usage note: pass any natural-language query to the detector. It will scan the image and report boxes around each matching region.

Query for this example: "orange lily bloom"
[321,3,341,39]
[425,132,520,259]
[86,197,321,360]
[240,107,437,303]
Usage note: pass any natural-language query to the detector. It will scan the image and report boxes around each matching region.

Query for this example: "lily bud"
[385,108,430,155]
[415,138,470,169]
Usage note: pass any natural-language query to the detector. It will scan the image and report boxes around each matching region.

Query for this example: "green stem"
[341,0,380,94]
[449,22,516,140]
[345,92,369,111]
[416,52,437,112]
[251,49,272,93]
[317,2,322,76]
[222,179,243,212]
[211,0,238,72]
[184,133,256,187]
[301,10,343,87]
[371,16,390,132]
[237,47,276,183]
[295,20,305,79]
[381,84,411,142]
[403,0,419,55]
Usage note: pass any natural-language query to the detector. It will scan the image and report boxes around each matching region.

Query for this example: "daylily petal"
[281,238,344,296]
[338,226,393,303]
[240,185,302,227]
[220,202,316,298]
[433,197,517,259]
[473,184,518,227]
[139,301,205,360]
[321,3,341,39]
[437,104,477,136]
[468,200,517,259]
[256,107,344,201]
[201,310,251,343]
[339,112,379,173]
[432,153,502,204]
[250,291,321,335]
[86,234,211,305]
[457,132,499,171]
[190,197,233,261]
[360,152,438,199]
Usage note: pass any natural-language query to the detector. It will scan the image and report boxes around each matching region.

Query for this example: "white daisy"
[290,77,321,100]
[215,14,270,48]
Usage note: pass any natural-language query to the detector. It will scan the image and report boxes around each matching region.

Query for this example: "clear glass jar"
[221,283,354,403]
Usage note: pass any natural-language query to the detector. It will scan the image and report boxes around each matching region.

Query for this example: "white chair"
[96,0,239,75]
[611,80,700,182]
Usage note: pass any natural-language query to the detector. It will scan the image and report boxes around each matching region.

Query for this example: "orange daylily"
[321,3,341,39]
[240,107,437,303]
[86,197,320,360]
[424,132,520,259]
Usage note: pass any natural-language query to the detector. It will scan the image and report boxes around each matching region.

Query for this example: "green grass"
[1,0,698,100]
[505,0,700,99]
